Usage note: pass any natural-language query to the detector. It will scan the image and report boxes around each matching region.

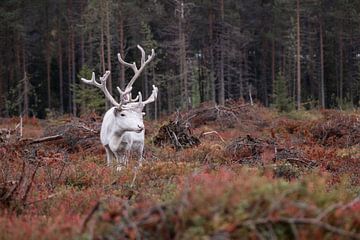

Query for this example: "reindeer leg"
[135,144,144,170]
[104,145,115,167]
[114,151,126,171]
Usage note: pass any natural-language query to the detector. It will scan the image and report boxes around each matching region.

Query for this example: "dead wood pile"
[226,135,317,169]
[310,112,360,147]
[186,100,269,129]
[153,116,200,150]
[43,117,101,153]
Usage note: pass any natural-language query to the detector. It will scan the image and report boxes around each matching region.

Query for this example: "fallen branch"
[200,131,225,143]
[28,135,63,145]
[81,201,100,234]
[239,217,360,239]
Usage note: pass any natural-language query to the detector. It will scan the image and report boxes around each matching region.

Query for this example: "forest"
[0,0,360,239]
[1,0,360,118]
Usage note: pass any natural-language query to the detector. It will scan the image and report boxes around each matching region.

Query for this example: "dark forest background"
[1,0,360,118]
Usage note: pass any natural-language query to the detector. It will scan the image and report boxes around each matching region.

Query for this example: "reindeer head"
[81,45,158,122]
[113,107,144,133]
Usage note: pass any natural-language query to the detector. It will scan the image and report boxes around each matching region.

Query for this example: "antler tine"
[138,92,143,103]
[137,45,146,65]
[81,71,120,107]
[142,85,158,105]
[117,53,136,70]
[131,94,140,102]
[81,72,100,87]
[117,45,156,94]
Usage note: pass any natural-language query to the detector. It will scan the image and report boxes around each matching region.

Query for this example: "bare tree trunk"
[46,51,51,110]
[152,65,159,120]
[296,0,301,110]
[118,5,125,89]
[262,39,268,106]
[0,62,2,109]
[89,31,93,66]
[67,0,73,113]
[208,6,216,102]
[239,51,243,99]
[319,21,325,108]
[67,34,72,113]
[218,0,225,105]
[58,35,64,113]
[22,43,29,116]
[100,1,106,74]
[272,37,275,96]
[71,31,76,115]
[80,0,85,68]
[339,32,343,107]
[178,0,188,110]
[45,1,51,110]
[99,1,107,109]
[144,69,150,116]
[105,0,112,94]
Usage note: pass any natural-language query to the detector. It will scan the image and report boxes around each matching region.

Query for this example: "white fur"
[81,45,157,171]
[101,107,145,170]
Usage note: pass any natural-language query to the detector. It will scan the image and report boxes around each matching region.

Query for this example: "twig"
[28,135,63,144]
[25,191,62,206]
[81,201,100,234]
[316,203,342,221]
[1,160,25,202]
[239,217,360,239]
[21,161,40,204]
[200,131,225,143]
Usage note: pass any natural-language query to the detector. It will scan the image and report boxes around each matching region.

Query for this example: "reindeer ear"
[113,107,120,116]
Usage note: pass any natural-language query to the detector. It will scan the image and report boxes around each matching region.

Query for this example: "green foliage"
[273,73,293,112]
[73,65,105,115]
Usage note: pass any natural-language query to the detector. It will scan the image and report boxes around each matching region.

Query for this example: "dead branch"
[25,191,63,206]
[28,135,63,144]
[239,217,360,239]
[81,201,101,234]
[21,161,40,204]
[200,131,225,143]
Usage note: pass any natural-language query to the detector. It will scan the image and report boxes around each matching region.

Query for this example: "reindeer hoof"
[116,166,123,171]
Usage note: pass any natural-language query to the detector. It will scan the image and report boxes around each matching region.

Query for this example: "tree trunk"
[100,1,106,74]
[67,0,73,114]
[67,34,72,113]
[58,36,64,113]
[339,32,343,107]
[239,51,243,99]
[208,6,216,102]
[218,0,225,105]
[46,51,51,110]
[178,0,188,110]
[296,0,301,110]
[80,0,85,68]
[262,39,268,106]
[118,5,125,89]
[105,0,112,94]
[22,43,29,116]
[319,20,325,108]
[71,31,76,115]
[89,31,93,67]
[271,37,275,98]
[152,65,158,120]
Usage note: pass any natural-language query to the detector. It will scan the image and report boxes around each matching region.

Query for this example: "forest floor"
[0,101,359,239]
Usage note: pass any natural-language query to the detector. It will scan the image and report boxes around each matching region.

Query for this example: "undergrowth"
[0,105,359,239]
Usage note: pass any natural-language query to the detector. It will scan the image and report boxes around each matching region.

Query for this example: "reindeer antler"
[81,45,157,109]
[117,45,155,104]
[81,71,120,107]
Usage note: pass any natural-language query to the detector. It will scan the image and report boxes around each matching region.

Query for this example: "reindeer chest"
[119,131,144,145]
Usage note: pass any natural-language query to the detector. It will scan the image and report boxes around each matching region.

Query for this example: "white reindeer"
[81,45,157,170]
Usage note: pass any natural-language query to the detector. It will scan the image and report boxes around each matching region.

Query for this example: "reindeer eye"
[120,113,126,117]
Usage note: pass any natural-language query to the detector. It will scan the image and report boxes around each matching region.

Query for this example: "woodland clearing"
[0,102,359,239]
